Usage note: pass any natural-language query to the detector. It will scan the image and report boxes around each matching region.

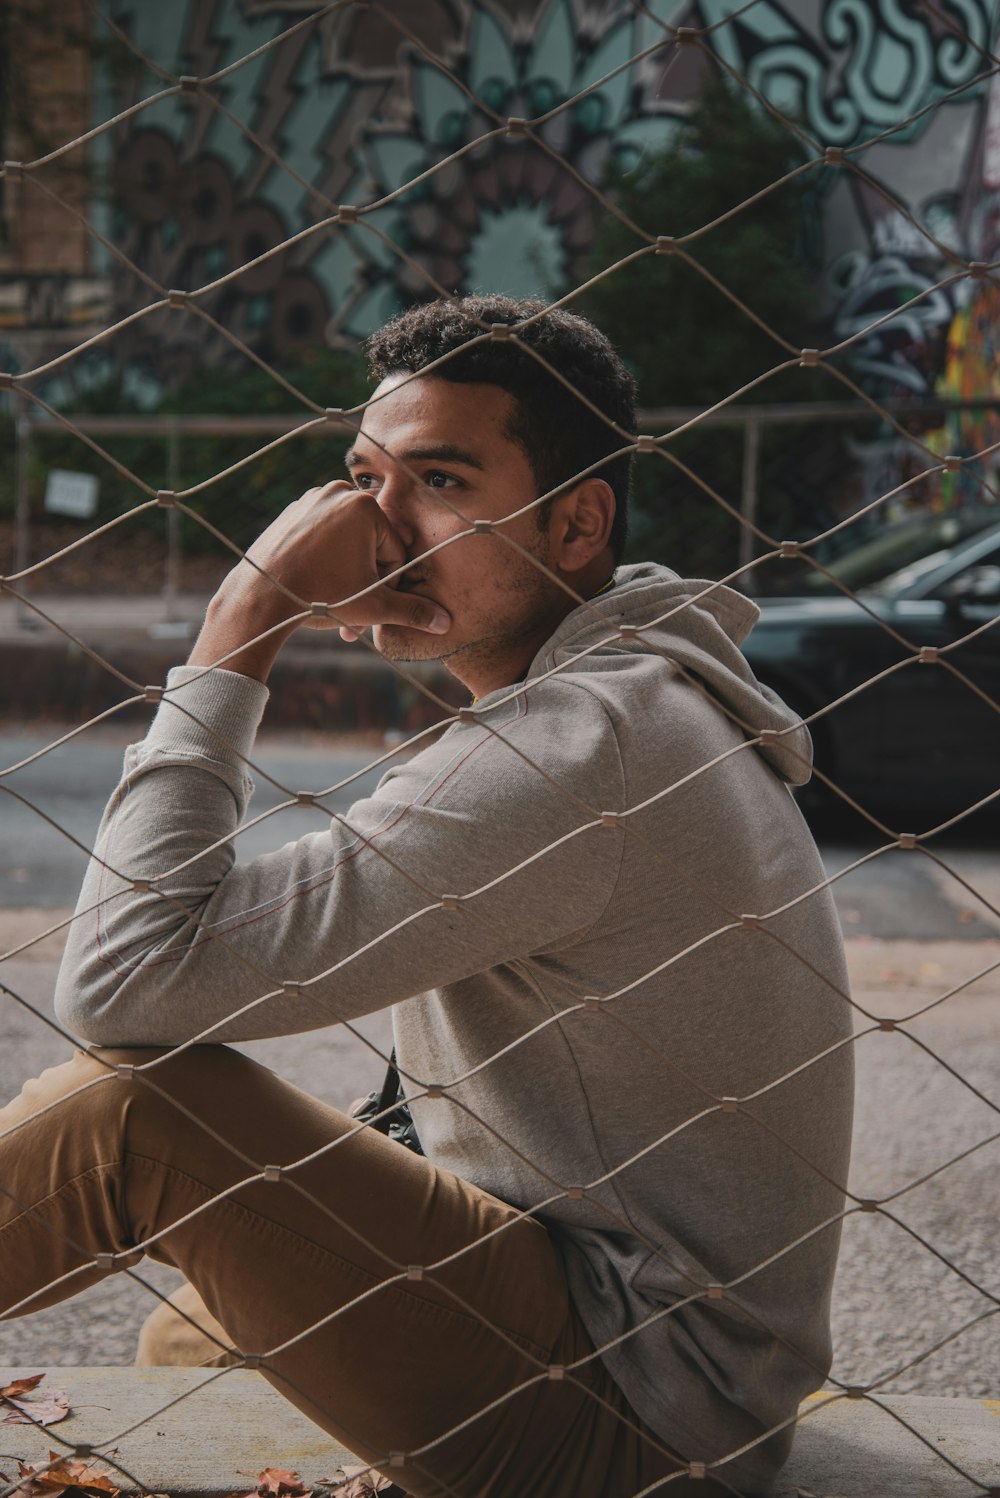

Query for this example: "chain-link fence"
[9,397,1000,606]
[1,2,999,1496]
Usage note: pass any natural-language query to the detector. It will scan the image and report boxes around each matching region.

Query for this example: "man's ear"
[549,478,616,572]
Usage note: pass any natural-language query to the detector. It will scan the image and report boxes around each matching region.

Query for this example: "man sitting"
[1,295,853,1498]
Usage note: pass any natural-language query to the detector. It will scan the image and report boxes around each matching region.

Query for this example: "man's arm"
[53,672,621,1046]
[53,487,621,1046]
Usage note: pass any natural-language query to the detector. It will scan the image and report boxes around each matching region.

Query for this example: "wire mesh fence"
[1,2,999,1496]
[10,395,999,604]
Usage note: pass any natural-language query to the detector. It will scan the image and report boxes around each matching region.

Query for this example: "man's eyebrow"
[344,443,485,471]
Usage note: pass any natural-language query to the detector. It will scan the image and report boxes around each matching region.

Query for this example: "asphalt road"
[1,726,998,1397]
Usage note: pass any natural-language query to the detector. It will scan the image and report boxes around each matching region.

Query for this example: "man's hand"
[187,482,450,682]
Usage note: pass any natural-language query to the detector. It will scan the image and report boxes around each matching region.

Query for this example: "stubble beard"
[372,623,455,664]
[373,556,562,679]
[373,619,535,670]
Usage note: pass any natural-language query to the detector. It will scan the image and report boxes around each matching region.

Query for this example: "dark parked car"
[740,511,1000,817]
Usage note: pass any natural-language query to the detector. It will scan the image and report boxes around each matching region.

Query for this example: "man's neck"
[447,566,616,700]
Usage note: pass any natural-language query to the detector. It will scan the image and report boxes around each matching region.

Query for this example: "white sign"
[44,469,99,520]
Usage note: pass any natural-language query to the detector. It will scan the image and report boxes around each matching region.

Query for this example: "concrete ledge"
[773,1392,1000,1496]
[1,1368,998,1496]
[0,1368,353,1497]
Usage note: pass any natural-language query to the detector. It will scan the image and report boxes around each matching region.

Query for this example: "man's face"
[345,373,566,687]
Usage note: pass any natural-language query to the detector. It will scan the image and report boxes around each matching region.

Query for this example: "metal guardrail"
[11,396,1000,608]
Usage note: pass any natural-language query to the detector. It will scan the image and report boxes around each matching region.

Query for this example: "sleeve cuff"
[144,665,270,765]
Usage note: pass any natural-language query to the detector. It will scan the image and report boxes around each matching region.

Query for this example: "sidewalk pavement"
[1,1366,998,1497]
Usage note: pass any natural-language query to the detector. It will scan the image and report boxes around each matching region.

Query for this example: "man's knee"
[135,1281,239,1367]
[84,1043,256,1131]
[0,1047,124,1138]
[1,1044,253,1205]
[3,1045,181,1124]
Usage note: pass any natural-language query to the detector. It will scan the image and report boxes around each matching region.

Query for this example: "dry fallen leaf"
[327,1465,405,1497]
[256,1470,310,1498]
[225,1468,312,1498]
[11,1453,120,1498]
[225,1463,406,1498]
[1,1375,46,1400]
[1,1374,71,1428]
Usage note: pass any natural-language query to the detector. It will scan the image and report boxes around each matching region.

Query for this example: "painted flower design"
[338,0,689,337]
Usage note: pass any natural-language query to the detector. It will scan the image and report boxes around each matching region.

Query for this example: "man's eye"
[425,471,456,489]
[353,473,378,490]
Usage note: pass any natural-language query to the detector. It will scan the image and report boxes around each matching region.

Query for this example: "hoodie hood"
[526,561,813,785]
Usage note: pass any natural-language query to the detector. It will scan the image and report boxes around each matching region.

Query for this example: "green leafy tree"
[585,70,821,409]
[583,73,828,576]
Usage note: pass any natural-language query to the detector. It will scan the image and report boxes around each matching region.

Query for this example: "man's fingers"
[338,585,450,638]
[377,587,451,634]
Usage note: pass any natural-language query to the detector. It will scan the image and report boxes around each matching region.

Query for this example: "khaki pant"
[0,1045,725,1498]
[135,1278,235,1367]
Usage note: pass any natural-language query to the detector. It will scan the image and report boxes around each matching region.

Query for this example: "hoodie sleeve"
[54,666,625,1046]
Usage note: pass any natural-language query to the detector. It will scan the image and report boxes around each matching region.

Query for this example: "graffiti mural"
[693,0,998,399]
[340,0,693,332]
[61,0,696,401]
[701,0,992,148]
[936,278,1000,504]
[10,0,1000,431]
[691,0,1000,516]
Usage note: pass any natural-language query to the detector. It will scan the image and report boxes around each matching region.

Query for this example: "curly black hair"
[365,294,636,563]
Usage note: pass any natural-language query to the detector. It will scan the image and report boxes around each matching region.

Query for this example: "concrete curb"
[777,1391,1000,1496]
[0,1367,353,1496]
[1,1369,997,1497]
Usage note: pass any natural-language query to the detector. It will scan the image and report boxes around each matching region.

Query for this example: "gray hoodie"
[56,563,854,1492]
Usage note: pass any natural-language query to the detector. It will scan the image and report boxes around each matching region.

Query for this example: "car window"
[868,540,1000,599]
[931,545,1000,599]
[865,547,956,597]
[753,511,1000,597]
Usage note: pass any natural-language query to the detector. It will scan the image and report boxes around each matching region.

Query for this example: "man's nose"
[374,473,418,549]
